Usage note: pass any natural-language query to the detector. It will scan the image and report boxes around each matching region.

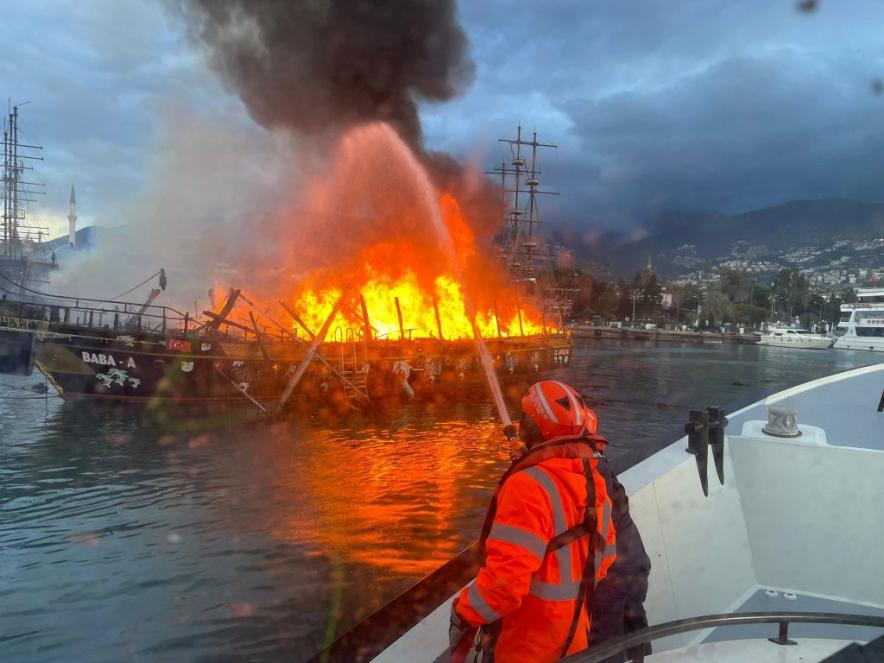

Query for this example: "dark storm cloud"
[423,0,884,230]
[559,48,884,224]
[177,0,474,146]
[8,0,884,236]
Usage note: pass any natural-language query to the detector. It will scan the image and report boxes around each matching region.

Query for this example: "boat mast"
[489,126,558,283]
[1,102,44,260]
[489,124,564,323]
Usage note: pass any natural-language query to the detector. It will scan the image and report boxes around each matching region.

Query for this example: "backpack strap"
[546,522,592,552]
[478,437,605,559]
[560,457,598,658]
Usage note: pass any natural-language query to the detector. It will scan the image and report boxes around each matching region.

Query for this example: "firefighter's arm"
[455,473,551,626]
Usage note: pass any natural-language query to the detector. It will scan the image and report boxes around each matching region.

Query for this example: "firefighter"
[449,381,618,663]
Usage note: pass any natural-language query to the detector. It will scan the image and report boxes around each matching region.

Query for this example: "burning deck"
[1,288,570,417]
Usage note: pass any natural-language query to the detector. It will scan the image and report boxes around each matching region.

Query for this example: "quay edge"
[571,325,758,345]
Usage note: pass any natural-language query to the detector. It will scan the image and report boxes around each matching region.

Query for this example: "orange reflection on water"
[268,415,510,577]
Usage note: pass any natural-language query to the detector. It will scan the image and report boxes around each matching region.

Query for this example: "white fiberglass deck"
[703,589,884,644]
[376,363,884,662]
[618,363,884,657]
[722,363,884,450]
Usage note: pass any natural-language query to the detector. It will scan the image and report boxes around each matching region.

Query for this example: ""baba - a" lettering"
[81,352,136,368]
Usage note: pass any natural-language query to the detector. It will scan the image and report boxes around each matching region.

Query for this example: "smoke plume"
[56,1,490,318]
[179,0,475,146]
[54,105,301,308]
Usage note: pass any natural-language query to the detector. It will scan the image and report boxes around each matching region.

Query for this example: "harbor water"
[2,340,881,662]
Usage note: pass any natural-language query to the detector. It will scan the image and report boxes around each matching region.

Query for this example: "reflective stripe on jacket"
[456,438,617,663]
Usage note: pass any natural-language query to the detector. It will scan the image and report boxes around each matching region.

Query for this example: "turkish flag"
[167,338,190,352]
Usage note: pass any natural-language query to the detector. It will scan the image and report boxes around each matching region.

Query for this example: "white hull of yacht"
[834,336,884,353]
[354,363,884,663]
[757,332,833,349]
[834,287,884,353]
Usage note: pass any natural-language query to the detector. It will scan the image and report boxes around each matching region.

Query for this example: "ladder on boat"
[336,329,371,404]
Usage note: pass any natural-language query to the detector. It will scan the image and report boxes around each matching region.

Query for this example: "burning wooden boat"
[0,123,577,414]
[0,284,570,415]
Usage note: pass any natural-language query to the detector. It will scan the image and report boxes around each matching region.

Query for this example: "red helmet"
[521,380,596,441]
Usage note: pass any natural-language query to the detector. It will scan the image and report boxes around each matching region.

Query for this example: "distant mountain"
[569,198,884,277]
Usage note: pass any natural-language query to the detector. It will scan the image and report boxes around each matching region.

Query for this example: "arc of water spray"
[387,126,516,442]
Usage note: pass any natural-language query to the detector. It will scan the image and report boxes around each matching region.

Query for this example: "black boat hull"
[32,329,572,411]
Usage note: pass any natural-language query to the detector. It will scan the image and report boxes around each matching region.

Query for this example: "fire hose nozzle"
[503,424,518,440]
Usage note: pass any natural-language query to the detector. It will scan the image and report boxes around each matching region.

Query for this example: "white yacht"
[757,327,834,350]
[834,287,884,353]
[314,363,884,662]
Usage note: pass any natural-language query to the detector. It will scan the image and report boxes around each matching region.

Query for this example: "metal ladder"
[336,328,370,403]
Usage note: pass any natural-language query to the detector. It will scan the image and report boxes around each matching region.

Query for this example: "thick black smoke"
[180,0,475,145]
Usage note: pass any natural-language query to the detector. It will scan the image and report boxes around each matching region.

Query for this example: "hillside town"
[562,235,884,331]
[672,237,884,292]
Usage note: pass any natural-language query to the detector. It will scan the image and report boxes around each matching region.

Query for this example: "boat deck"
[643,638,874,663]
[615,363,884,658]
[703,588,884,644]
[724,364,884,450]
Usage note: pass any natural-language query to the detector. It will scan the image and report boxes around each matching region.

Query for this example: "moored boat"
[834,288,884,353]
[0,288,571,414]
[757,327,834,349]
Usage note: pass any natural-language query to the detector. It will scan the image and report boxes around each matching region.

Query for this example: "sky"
[5,0,884,240]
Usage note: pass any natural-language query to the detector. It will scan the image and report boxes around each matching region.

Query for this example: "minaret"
[67,184,77,248]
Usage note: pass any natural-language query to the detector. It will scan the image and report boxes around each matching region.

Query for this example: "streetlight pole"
[631,288,644,328]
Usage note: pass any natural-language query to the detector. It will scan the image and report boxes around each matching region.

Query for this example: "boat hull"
[756,336,833,349]
[32,328,572,410]
[0,328,36,375]
[833,336,884,352]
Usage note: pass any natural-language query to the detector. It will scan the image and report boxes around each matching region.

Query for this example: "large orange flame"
[288,192,544,340]
[218,122,548,340]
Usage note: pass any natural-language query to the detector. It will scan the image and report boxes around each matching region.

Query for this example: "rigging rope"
[0,272,186,317]
[112,270,162,301]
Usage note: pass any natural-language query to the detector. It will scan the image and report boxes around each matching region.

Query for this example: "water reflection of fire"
[222,123,547,340]
[269,417,510,577]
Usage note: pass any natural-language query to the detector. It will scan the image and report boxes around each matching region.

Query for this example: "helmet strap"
[519,412,545,448]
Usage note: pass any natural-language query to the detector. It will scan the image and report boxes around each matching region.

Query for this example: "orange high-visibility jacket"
[456,439,616,663]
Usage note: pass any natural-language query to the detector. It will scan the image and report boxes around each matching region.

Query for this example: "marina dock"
[571,325,758,345]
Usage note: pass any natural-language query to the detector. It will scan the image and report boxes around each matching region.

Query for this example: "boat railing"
[562,611,884,662]
[841,302,884,310]
[1,295,191,335]
[0,274,192,335]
